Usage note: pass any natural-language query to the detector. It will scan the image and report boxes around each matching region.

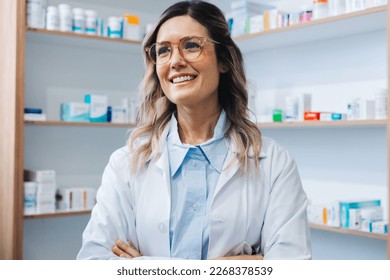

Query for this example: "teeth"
[172,75,195,84]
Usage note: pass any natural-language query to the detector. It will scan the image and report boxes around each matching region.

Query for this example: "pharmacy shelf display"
[25,5,389,248]
[1,0,389,260]
[235,5,386,52]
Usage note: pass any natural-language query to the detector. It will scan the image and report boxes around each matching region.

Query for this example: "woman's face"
[155,15,224,110]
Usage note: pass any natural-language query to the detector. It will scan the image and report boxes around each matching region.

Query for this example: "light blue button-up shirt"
[167,111,228,259]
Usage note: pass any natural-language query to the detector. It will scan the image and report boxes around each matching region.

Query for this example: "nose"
[170,46,186,68]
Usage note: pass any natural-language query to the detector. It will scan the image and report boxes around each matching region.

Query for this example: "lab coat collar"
[154,116,266,173]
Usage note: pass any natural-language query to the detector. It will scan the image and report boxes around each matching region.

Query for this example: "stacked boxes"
[230,1,274,37]
[24,181,38,215]
[24,169,97,214]
[24,170,56,214]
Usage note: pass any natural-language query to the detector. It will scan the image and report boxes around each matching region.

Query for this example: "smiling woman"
[77,0,312,260]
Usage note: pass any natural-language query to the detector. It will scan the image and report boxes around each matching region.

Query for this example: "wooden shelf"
[26,7,386,54]
[310,223,388,240]
[26,27,143,53]
[257,119,387,128]
[24,209,91,219]
[235,6,386,52]
[24,120,135,128]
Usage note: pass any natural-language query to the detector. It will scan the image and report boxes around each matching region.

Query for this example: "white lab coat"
[77,125,311,260]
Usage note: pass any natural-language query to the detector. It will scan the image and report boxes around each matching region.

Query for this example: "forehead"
[156,15,209,42]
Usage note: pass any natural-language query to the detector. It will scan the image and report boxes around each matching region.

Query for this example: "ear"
[219,63,229,73]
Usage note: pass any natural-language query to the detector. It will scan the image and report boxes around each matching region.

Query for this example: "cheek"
[156,67,164,84]
[156,67,169,89]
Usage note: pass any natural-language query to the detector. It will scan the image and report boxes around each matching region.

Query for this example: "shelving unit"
[235,6,386,52]
[24,209,92,219]
[0,0,389,259]
[241,4,389,259]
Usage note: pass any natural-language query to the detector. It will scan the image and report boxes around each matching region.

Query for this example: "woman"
[77,0,311,260]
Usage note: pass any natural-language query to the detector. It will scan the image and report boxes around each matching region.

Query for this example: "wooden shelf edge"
[26,27,143,45]
[24,120,136,128]
[25,120,387,128]
[24,209,92,219]
[234,6,386,42]
[257,120,388,128]
[310,223,388,240]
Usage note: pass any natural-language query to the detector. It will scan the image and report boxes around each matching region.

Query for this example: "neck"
[176,106,221,145]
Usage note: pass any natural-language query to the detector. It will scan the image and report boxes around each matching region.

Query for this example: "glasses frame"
[145,36,220,65]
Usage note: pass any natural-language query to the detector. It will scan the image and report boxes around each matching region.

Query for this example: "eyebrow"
[155,36,196,44]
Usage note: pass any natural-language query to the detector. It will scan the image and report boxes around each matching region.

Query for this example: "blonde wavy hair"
[129,0,261,173]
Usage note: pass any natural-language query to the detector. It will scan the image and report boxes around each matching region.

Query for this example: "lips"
[170,75,197,84]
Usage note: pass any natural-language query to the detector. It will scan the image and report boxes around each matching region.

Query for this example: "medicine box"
[340,199,381,228]
[85,94,108,122]
[370,220,388,234]
[24,182,37,215]
[349,206,383,230]
[230,1,274,36]
[324,201,340,227]
[61,102,89,122]
[122,14,140,40]
[111,106,128,123]
[304,111,320,121]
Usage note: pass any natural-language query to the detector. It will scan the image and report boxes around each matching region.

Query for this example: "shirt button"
[193,203,198,210]
[158,223,167,233]
[192,160,197,166]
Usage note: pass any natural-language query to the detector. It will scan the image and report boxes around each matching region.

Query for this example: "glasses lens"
[151,42,170,64]
[180,37,202,60]
[148,37,204,64]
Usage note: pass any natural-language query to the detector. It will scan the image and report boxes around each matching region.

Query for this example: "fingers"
[112,240,142,258]
[112,243,132,258]
[127,241,142,256]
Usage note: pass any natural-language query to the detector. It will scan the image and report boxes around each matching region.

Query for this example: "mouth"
[170,75,197,84]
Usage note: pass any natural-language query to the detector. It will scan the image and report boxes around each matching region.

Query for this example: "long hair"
[129,0,262,173]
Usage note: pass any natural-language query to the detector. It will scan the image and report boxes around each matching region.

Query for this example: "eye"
[156,44,171,57]
[183,39,201,52]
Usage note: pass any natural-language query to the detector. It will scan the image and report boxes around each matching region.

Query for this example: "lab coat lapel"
[144,126,171,257]
[212,149,240,201]
[211,141,267,201]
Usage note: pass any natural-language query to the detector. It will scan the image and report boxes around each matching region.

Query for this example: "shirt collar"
[167,110,228,177]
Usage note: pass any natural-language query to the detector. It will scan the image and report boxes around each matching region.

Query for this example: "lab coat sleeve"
[77,148,136,260]
[76,148,181,260]
[261,144,312,260]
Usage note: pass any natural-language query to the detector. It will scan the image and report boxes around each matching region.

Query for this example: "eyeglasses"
[145,36,220,65]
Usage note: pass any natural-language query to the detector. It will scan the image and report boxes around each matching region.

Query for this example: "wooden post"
[0,0,25,259]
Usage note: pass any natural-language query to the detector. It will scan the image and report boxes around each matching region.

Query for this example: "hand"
[211,254,263,260]
[112,240,142,259]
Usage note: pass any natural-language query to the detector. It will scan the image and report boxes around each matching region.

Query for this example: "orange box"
[304,111,320,121]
